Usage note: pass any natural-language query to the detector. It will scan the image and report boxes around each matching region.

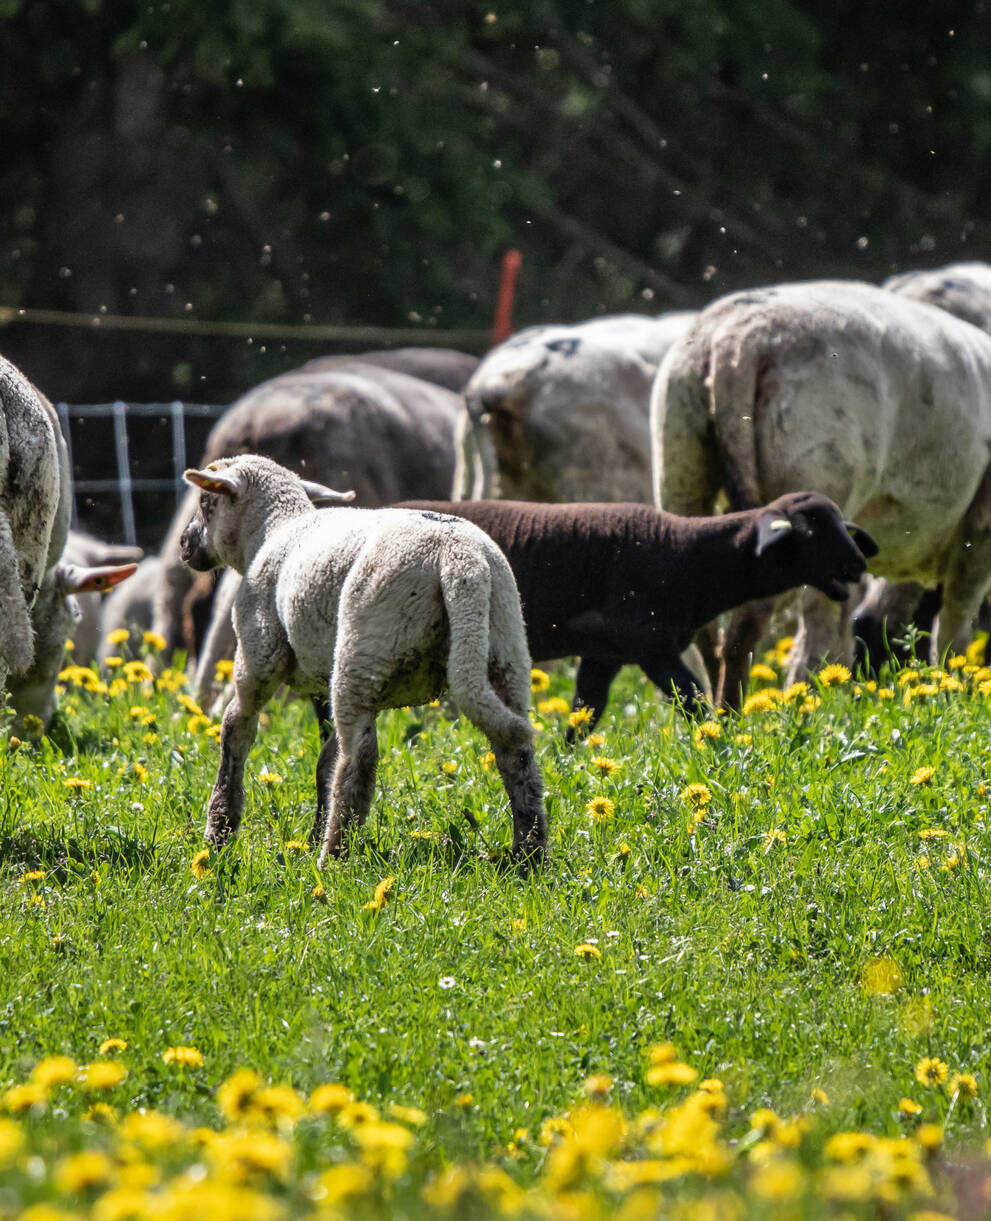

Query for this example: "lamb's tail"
[439,540,531,748]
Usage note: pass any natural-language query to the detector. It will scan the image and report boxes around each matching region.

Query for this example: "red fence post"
[491,249,522,347]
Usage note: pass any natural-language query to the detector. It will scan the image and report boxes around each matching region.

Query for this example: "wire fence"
[55,400,225,546]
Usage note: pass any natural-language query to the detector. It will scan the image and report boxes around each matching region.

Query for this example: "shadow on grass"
[0,823,158,879]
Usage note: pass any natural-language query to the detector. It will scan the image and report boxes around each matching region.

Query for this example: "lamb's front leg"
[206,683,268,847]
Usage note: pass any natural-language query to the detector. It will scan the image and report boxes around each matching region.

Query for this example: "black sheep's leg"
[638,654,704,717]
[567,657,622,741]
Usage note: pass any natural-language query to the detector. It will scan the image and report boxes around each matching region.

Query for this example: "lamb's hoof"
[512,842,547,877]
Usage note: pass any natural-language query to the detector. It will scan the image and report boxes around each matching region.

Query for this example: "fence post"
[111,400,138,546]
[55,401,79,529]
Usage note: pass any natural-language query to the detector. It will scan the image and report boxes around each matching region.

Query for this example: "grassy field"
[1,634,990,1220]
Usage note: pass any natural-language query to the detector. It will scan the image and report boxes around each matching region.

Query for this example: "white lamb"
[180,455,547,868]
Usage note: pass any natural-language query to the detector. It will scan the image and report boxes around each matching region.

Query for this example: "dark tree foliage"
[1,0,990,401]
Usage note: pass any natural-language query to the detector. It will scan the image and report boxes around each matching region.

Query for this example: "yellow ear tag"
[769,518,791,531]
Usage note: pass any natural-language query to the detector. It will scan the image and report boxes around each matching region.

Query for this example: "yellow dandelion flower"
[363,876,394,911]
[538,696,570,716]
[163,1045,204,1068]
[680,782,712,807]
[763,827,787,850]
[30,1056,77,1088]
[440,760,458,774]
[214,658,235,679]
[3,1082,48,1114]
[142,731,159,744]
[62,776,92,790]
[388,1102,427,1125]
[878,687,895,700]
[645,1060,698,1086]
[916,1122,944,1152]
[310,1082,354,1114]
[319,1162,375,1203]
[99,1038,128,1056]
[104,656,124,669]
[584,1074,613,1097]
[591,755,620,774]
[284,839,308,853]
[618,841,631,856]
[898,1097,923,1116]
[142,630,166,651]
[860,956,903,995]
[568,705,594,730]
[750,662,778,683]
[80,1061,128,1090]
[456,1092,474,1108]
[911,766,935,786]
[818,663,851,686]
[338,1100,381,1129]
[574,943,601,959]
[312,884,327,901]
[586,795,615,821]
[510,918,526,932]
[530,668,551,691]
[949,1072,978,1099]
[811,1087,830,1105]
[191,848,211,879]
[19,869,45,884]
[258,767,283,785]
[915,1056,949,1086]
[55,1149,115,1193]
[133,761,149,783]
[742,690,779,715]
[107,628,130,645]
[205,723,222,740]
[123,660,153,683]
[693,720,722,748]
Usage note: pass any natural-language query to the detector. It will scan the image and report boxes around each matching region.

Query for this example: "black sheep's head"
[755,491,879,602]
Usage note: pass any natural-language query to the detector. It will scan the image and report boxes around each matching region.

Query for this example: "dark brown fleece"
[399,492,874,725]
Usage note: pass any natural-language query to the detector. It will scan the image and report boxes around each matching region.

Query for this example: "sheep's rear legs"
[318,712,379,867]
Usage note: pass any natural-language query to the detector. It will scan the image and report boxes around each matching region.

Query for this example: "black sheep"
[400,491,878,727]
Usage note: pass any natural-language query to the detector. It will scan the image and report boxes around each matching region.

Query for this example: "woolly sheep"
[153,358,463,659]
[0,355,63,694]
[651,280,991,703]
[0,358,136,730]
[454,312,695,502]
[401,493,876,728]
[180,455,547,867]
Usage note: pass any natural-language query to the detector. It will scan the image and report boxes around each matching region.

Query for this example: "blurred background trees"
[1,0,989,401]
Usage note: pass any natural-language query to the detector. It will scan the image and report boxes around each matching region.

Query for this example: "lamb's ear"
[755,510,794,556]
[56,562,139,596]
[299,479,356,506]
[845,521,879,559]
[184,467,240,496]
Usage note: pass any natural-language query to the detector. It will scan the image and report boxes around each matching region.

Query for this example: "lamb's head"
[754,491,879,602]
[180,455,355,573]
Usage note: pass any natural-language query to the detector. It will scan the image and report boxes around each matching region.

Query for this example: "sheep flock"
[4,260,991,858]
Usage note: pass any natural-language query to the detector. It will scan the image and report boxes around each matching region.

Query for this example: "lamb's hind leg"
[310,695,339,850]
[318,708,379,866]
[934,472,991,660]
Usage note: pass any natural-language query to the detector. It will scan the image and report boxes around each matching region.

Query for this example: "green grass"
[1,649,990,1217]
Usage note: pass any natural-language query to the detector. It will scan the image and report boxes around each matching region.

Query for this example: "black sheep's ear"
[755,511,793,556]
[845,521,879,559]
